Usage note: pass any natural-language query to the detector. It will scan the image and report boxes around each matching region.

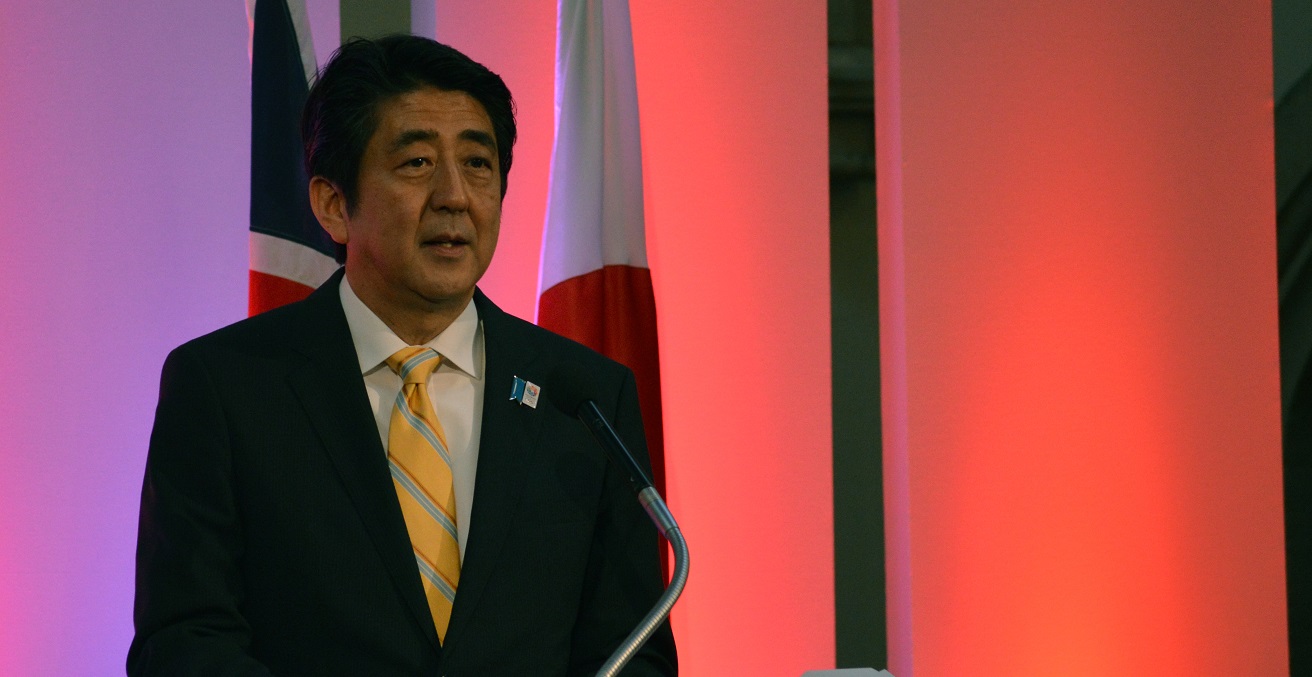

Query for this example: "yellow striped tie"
[385,347,460,642]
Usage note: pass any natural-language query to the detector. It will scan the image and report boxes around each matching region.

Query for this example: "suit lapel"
[283,272,443,654]
[443,291,547,652]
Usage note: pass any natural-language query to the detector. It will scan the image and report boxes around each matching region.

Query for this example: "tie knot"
[386,347,441,385]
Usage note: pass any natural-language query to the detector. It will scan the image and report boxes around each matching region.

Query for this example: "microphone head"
[548,363,594,416]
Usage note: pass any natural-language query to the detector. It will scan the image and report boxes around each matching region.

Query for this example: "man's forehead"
[372,88,495,148]
[379,88,490,126]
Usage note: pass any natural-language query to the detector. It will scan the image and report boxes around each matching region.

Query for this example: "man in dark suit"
[128,35,676,676]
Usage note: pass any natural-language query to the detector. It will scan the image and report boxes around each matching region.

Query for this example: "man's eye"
[404,157,430,168]
[468,157,492,169]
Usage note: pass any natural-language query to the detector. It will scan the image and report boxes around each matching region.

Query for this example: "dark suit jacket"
[128,271,676,676]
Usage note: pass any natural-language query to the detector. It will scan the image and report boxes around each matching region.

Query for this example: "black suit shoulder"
[475,291,634,396]
[167,288,333,363]
[131,275,439,676]
[156,280,359,421]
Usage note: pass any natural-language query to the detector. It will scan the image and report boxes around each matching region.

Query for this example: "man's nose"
[428,155,470,212]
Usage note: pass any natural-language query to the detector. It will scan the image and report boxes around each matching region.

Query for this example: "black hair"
[301,34,517,211]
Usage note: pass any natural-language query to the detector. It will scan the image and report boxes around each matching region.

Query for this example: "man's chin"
[412,279,479,308]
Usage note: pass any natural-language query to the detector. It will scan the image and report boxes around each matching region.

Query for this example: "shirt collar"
[339,277,482,380]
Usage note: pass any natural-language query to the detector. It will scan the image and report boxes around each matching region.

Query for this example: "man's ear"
[309,176,349,245]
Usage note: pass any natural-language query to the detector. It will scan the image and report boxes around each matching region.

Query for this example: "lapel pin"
[510,376,541,409]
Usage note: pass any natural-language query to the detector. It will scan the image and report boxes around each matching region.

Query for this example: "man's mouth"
[424,235,470,249]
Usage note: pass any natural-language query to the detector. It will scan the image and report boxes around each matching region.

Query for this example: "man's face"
[327,87,501,318]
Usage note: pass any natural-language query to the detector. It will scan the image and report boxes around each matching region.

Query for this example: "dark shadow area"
[1277,62,1312,677]
[829,0,885,669]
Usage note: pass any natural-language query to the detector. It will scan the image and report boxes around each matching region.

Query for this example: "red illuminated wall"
[0,3,251,675]
[877,1,1288,675]
[631,3,834,674]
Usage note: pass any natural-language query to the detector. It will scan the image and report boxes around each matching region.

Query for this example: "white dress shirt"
[339,279,484,562]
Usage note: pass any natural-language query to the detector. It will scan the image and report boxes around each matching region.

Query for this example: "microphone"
[549,366,689,677]
[550,369,656,494]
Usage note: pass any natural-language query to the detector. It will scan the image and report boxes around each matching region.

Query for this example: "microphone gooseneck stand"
[549,372,689,677]
[596,486,688,677]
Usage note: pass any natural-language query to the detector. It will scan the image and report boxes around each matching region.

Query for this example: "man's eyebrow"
[386,128,497,155]
[459,129,497,153]
[388,129,437,154]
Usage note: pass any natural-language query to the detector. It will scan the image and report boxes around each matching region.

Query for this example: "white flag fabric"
[537,0,666,494]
